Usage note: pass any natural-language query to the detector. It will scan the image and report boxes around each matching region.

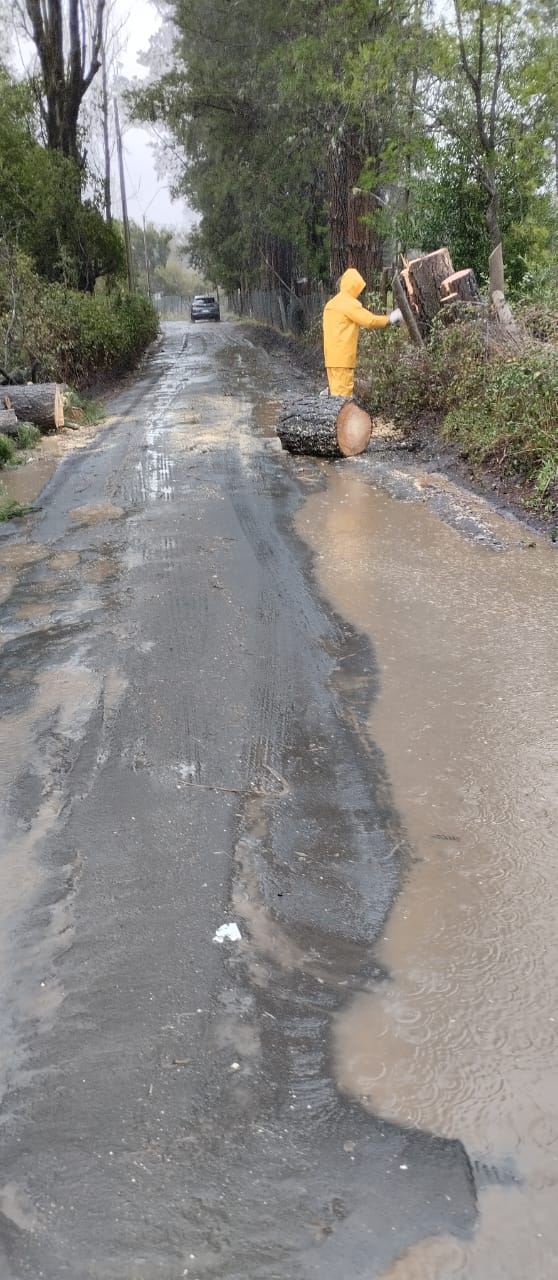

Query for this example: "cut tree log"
[392,271,424,346]
[2,383,64,431]
[440,269,481,304]
[276,395,372,458]
[0,407,19,436]
[404,248,455,337]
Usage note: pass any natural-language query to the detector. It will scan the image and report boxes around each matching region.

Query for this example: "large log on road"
[276,396,372,458]
[3,384,64,431]
[0,407,19,435]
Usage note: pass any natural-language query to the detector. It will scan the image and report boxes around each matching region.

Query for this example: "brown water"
[296,469,558,1278]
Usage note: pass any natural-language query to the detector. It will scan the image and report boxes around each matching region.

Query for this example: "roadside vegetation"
[0,35,158,393]
[358,297,558,510]
[133,0,558,511]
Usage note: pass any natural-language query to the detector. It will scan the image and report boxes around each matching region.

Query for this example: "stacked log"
[0,407,19,436]
[2,384,64,431]
[394,249,483,340]
[440,269,482,305]
[277,395,372,458]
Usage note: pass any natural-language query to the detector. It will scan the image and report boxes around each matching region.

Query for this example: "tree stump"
[3,384,64,431]
[404,248,455,337]
[440,269,481,304]
[276,395,372,458]
[0,407,19,436]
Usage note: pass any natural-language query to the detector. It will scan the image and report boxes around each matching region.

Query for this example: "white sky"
[9,0,193,233]
[115,0,193,231]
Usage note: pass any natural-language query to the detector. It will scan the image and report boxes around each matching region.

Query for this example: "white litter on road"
[213,923,242,944]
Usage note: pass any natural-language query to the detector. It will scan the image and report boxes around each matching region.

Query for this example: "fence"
[154,294,191,317]
[227,283,328,335]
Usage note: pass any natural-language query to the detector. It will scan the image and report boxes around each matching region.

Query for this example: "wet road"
[0,321,556,1278]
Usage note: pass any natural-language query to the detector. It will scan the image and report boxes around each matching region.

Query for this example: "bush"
[16,423,41,450]
[0,254,159,388]
[0,434,16,466]
[358,315,558,510]
[443,348,558,503]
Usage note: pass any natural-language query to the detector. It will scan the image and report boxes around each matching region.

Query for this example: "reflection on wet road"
[297,472,558,1278]
[0,321,556,1278]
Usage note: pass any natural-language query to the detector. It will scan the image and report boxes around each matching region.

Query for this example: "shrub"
[0,253,159,388]
[16,423,41,450]
[0,434,16,466]
[0,485,29,521]
[358,313,558,510]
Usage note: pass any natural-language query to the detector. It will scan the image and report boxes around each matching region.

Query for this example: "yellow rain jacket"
[323,268,389,371]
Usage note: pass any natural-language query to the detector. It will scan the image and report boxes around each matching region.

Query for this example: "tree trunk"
[392,272,424,346]
[440,269,481,304]
[327,138,349,284]
[4,385,64,431]
[0,407,19,435]
[276,396,372,458]
[404,248,455,337]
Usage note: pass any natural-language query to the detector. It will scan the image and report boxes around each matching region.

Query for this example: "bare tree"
[19,0,107,163]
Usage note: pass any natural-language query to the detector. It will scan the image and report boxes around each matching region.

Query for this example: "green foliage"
[0,433,16,466]
[443,348,558,501]
[0,67,124,289]
[0,252,159,387]
[132,0,558,296]
[16,423,41,449]
[0,486,30,521]
[63,389,104,424]
[359,320,558,509]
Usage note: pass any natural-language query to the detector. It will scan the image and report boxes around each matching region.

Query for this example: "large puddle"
[296,469,558,1277]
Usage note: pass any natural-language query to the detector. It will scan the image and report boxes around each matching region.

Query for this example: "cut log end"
[276,395,372,459]
[336,401,372,456]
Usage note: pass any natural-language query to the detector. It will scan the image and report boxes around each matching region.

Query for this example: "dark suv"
[191,294,220,322]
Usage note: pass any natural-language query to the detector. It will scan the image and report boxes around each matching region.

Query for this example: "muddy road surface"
[0,321,556,1279]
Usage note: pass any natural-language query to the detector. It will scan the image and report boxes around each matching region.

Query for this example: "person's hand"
[389,308,403,325]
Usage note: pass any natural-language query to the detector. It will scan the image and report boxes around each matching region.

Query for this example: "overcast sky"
[115,0,193,232]
[9,0,193,233]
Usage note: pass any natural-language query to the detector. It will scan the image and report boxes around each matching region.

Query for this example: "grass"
[0,485,32,521]
[63,388,104,426]
[16,422,41,449]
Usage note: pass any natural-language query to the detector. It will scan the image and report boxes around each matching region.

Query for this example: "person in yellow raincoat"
[323,267,402,397]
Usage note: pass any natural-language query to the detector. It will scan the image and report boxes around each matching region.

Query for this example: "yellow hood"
[339,268,366,297]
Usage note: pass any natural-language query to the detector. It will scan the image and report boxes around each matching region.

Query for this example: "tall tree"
[430,0,548,300]
[20,0,107,163]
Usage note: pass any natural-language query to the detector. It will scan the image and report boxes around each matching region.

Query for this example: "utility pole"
[101,56,112,224]
[114,97,135,292]
[142,215,153,300]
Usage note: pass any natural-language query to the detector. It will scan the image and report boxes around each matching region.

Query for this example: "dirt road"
[0,321,556,1279]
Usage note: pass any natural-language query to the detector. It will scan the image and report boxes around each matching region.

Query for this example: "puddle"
[252,398,282,437]
[0,543,49,570]
[68,502,124,525]
[296,470,558,1277]
[84,559,118,584]
[1,458,56,506]
[48,551,81,572]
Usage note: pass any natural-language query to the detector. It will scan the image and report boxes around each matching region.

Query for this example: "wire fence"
[227,284,328,335]
[154,295,192,317]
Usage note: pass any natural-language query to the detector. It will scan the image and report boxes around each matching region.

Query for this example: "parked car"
[191,294,220,322]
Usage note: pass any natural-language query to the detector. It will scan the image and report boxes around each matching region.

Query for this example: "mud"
[296,469,558,1278]
[0,320,555,1278]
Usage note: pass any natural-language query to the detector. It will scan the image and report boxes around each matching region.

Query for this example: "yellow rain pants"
[326,367,356,397]
[323,267,389,396]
